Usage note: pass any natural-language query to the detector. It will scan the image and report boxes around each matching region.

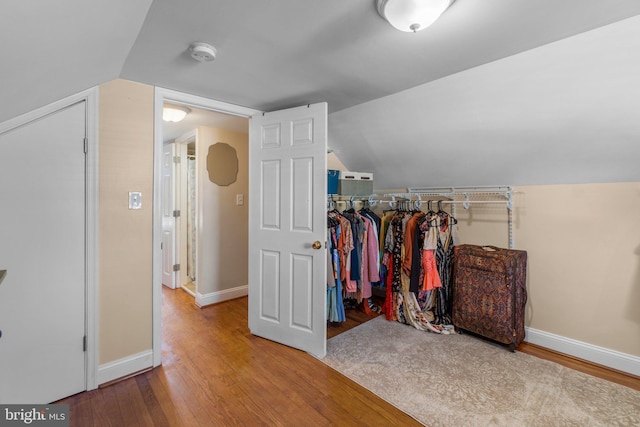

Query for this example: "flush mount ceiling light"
[163,105,191,123]
[377,0,454,33]
[189,42,217,62]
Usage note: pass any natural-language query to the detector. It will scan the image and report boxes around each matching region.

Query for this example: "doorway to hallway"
[160,102,250,307]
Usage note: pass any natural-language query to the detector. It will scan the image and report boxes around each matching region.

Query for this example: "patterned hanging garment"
[433,214,456,326]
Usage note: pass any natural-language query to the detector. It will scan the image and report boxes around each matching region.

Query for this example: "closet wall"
[512,182,639,356]
[377,182,640,358]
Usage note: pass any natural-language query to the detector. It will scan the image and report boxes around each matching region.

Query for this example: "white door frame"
[173,130,198,293]
[0,87,99,391]
[152,87,259,366]
[161,141,178,289]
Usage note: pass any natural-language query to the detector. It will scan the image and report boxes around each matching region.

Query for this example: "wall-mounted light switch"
[129,192,142,209]
[236,194,244,206]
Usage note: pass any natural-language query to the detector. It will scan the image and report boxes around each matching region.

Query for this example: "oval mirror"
[207,142,238,186]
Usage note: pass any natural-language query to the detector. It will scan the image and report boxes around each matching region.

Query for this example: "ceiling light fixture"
[377,0,454,33]
[163,105,191,123]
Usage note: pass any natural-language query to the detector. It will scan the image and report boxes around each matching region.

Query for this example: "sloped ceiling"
[1,1,640,187]
[0,0,152,123]
[329,15,640,188]
[121,0,640,115]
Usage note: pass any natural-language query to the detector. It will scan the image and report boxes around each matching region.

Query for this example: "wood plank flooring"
[59,289,421,426]
[58,288,640,426]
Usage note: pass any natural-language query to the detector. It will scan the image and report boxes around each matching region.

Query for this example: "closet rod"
[436,200,509,206]
[327,192,514,249]
[408,185,511,194]
[383,195,511,208]
[383,189,514,249]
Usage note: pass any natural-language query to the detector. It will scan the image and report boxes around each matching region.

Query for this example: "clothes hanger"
[422,199,439,227]
[436,200,458,224]
[383,195,398,213]
[427,200,436,214]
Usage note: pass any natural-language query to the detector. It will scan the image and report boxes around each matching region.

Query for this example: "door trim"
[153,87,259,367]
[0,87,99,391]
[175,130,196,292]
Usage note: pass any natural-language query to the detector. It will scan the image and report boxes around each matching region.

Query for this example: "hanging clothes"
[359,206,382,285]
[415,211,442,323]
[403,211,426,294]
[382,206,459,334]
[327,197,460,329]
[341,209,364,295]
[432,211,460,325]
[326,205,381,323]
[326,214,345,322]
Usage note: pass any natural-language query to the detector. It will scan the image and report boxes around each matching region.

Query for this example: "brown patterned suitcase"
[452,245,527,351]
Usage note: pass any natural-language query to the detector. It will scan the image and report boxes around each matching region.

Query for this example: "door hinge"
[173,210,181,218]
[83,138,88,154]
[83,335,87,352]
[173,155,181,164]
[173,264,180,272]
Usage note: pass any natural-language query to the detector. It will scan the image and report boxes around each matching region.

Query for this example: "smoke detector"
[189,42,217,62]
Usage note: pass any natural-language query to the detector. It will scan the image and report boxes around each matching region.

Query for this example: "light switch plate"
[129,192,142,209]
[236,194,244,206]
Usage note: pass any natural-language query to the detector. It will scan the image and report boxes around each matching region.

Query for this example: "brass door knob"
[312,241,322,250]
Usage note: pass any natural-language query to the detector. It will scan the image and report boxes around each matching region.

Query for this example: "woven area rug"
[322,316,640,427]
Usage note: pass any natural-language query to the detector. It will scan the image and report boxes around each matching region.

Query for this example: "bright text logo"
[0,405,68,426]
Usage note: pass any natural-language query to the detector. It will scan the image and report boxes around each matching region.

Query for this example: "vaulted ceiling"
[2,1,639,187]
[329,14,640,187]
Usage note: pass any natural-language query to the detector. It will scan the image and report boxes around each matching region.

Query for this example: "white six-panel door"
[0,102,86,403]
[248,103,327,358]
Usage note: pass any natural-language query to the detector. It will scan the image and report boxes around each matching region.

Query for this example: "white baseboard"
[525,327,640,377]
[196,285,248,307]
[97,349,153,385]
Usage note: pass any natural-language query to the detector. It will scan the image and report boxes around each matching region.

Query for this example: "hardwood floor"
[59,289,421,426]
[58,289,640,426]
[517,341,640,392]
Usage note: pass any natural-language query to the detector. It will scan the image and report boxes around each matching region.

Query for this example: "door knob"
[312,241,322,250]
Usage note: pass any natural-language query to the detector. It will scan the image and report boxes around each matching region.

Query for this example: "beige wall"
[99,79,154,364]
[197,126,249,295]
[327,152,348,171]
[455,182,640,357]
